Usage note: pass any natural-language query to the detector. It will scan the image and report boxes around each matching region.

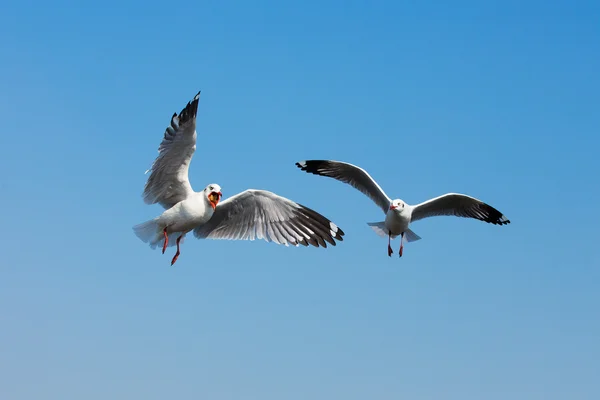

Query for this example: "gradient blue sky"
[1,1,599,399]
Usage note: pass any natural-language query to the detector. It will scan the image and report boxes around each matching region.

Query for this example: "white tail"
[133,219,160,244]
[133,219,186,250]
[404,228,421,242]
[367,222,421,242]
[367,221,400,239]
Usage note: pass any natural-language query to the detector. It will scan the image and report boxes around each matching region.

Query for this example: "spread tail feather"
[404,228,421,242]
[367,221,400,239]
[367,222,421,242]
[133,219,160,243]
[133,219,185,249]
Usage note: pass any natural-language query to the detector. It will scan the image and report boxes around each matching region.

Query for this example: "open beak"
[390,205,397,210]
[208,191,222,210]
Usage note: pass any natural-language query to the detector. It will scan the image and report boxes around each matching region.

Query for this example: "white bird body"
[134,92,345,265]
[384,207,411,236]
[132,183,221,255]
[296,160,510,258]
[156,191,215,233]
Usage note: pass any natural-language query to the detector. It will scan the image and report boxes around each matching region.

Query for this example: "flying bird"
[295,160,509,257]
[133,92,344,265]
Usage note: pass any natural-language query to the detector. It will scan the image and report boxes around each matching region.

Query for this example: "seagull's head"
[389,199,406,212]
[204,184,222,210]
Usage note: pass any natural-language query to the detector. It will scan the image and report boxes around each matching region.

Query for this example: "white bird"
[133,92,344,265]
[295,160,509,257]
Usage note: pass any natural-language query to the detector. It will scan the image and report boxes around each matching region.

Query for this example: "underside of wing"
[296,160,392,214]
[193,189,345,247]
[411,193,510,225]
[142,91,201,209]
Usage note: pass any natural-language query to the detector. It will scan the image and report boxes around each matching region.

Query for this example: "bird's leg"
[162,228,169,254]
[399,232,405,257]
[388,231,393,257]
[171,235,183,266]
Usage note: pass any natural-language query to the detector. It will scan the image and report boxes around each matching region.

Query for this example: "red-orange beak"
[208,191,222,210]
[390,205,397,210]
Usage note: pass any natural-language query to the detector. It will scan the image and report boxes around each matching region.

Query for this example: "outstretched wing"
[295,160,392,214]
[142,92,201,209]
[193,189,345,247]
[410,193,510,225]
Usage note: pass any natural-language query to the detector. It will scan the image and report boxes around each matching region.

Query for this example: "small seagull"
[295,160,510,257]
[133,93,344,265]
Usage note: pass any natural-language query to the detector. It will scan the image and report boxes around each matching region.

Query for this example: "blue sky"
[1,1,599,399]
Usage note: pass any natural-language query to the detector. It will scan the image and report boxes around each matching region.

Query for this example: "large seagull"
[133,92,344,265]
[296,160,509,257]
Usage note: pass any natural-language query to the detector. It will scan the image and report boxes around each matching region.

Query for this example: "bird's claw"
[388,245,393,257]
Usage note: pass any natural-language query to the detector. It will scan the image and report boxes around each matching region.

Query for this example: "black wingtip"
[481,203,511,226]
[295,160,326,175]
[498,216,511,225]
[178,91,201,125]
[296,204,345,247]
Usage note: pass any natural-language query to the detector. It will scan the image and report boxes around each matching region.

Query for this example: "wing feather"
[410,193,510,225]
[193,189,345,247]
[295,160,392,214]
[142,92,201,209]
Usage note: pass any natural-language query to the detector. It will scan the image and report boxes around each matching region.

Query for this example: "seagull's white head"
[389,199,406,212]
[204,183,222,210]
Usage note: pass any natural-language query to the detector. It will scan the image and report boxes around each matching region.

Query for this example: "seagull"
[133,92,344,265]
[295,160,509,258]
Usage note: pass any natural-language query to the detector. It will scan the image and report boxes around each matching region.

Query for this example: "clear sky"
[1,1,599,399]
